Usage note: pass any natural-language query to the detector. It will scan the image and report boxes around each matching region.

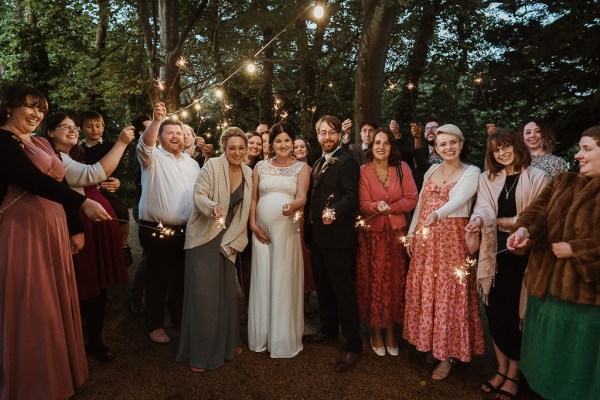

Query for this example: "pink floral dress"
[403,180,484,362]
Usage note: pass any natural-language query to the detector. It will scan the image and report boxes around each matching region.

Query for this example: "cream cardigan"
[408,163,480,236]
[184,154,253,262]
[468,166,549,303]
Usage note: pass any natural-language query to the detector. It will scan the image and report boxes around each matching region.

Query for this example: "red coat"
[359,161,418,231]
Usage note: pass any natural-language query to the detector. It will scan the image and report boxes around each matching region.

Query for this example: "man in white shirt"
[137,102,201,344]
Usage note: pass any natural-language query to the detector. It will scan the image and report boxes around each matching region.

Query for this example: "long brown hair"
[365,128,400,165]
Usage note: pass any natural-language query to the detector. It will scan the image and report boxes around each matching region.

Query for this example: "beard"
[427,138,435,146]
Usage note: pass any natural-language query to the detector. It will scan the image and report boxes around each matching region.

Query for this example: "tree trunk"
[89,0,109,110]
[354,0,399,142]
[397,0,440,123]
[158,0,181,111]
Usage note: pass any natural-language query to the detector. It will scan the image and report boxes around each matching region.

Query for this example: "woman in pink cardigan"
[465,129,548,399]
[356,128,418,357]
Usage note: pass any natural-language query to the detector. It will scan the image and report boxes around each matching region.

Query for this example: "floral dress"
[403,179,484,362]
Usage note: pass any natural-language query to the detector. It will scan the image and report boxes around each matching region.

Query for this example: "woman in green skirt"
[507,125,600,400]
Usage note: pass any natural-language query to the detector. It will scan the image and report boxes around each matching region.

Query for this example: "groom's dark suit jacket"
[304,148,359,249]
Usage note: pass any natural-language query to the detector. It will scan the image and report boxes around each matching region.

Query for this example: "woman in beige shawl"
[465,129,548,399]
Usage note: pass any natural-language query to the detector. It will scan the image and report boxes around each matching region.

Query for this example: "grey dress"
[176,181,244,370]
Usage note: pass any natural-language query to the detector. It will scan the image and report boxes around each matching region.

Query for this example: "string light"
[194,102,201,111]
[180,110,188,118]
[313,5,325,19]
[246,59,257,73]
[215,88,223,98]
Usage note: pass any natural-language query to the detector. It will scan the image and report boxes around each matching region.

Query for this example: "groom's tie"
[312,156,325,178]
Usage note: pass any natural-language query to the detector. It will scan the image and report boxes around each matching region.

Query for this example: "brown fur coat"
[515,173,600,305]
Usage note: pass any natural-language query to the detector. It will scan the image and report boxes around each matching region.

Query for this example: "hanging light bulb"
[246,60,257,73]
[194,103,201,111]
[181,110,188,118]
[313,5,325,19]
[170,113,178,121]
[215,88,223,98]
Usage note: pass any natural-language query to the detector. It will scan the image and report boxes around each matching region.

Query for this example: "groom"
[304,115,362,372]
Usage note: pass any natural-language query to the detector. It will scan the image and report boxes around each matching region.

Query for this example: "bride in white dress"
[248,123,310,358]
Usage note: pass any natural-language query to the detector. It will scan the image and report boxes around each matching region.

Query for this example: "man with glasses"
[303,115,362,372]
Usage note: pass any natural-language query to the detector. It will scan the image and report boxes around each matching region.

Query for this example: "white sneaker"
[148,328,171,344]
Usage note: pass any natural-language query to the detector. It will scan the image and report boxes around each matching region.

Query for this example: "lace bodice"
[257,160,305,197]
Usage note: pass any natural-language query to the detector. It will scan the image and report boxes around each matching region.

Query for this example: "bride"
[248,122,310,358]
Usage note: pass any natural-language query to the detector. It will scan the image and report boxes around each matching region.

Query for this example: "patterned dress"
[531,153,568,179]
[403,180,484,362]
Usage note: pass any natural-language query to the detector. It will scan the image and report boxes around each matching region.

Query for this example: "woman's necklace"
[504,173,520,200]
[440,165,461,185]
[373,164,390,186]
[272,157,292,167]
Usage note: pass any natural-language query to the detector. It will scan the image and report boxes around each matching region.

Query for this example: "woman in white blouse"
[41,111,134,362]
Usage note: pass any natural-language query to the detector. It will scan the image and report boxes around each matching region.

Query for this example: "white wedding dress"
[248,160,305,358]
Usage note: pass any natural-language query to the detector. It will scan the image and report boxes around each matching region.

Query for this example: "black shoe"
[334,351,361,372]
[129,298,144,314]
[123,245,133,266]
[88,344,115,363]
[303,330,337,343]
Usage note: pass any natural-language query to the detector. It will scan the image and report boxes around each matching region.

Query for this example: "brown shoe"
[334,351,361,372]
[303,331,337,344]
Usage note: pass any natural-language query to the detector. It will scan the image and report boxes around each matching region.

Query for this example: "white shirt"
[137,140,201,225]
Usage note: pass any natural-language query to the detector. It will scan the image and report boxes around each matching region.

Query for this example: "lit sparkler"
[215,216,227,230]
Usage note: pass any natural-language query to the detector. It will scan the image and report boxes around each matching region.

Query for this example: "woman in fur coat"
[507,126,600,400]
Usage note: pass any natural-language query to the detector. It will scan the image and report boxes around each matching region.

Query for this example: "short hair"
[0,83,48,125]
[359,120,379,130]
[246,131,263,143]
[486,128,531,180]
[364,128,400,165]
[39,111,85,162]
[521,118,557,153]
[131,114,151,138]
[581,125,600,147]
[220,127,248,149]
[315,115,342,134]
[158,119,182,135]
[79,110,104,127]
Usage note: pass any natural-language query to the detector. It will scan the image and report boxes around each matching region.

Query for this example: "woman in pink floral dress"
[403,124,484,379]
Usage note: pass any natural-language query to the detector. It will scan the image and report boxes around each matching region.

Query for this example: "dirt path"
[76,211,541,399]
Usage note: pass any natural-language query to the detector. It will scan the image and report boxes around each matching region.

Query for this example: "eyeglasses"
[492,144,513,155]
[425,126,439,132]
[56,124,81,132]
[318,129,339,137]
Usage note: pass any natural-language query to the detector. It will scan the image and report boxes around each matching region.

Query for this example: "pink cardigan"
[358,161,418,231]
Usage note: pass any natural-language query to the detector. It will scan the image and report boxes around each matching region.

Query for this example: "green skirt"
[521,295,600,400]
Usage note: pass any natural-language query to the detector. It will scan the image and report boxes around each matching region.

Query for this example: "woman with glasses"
[0,84,110,399]
[465,129,548,399]
[521,119,568,178]
[40,111,134,362]
[403,124,484,380]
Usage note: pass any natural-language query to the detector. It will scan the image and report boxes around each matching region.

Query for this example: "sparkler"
[118,218,184,238]
[452,248,511,285]
[407,81,416,117]
[214,216,227,230]
[398,225,430,248]
[322,194,336,222]
[354,207,390,229]
[474,75,490,113]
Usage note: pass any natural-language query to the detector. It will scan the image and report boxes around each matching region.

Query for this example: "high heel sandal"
[495,375,520,400]
[481,371,508,393]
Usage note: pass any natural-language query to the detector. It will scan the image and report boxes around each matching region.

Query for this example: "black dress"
[484,173,529,360]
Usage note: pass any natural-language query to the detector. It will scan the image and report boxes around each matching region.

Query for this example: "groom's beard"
[427,139,435,146]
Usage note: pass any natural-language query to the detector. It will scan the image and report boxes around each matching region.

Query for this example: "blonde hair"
[220,127,248,150]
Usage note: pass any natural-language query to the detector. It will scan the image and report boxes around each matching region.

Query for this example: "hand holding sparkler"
[422,212,439,227]
[212,204,227,230]
[464,217,483,234]
[282,204,293,216]
[506,227,530,251]
[153,102,167,122]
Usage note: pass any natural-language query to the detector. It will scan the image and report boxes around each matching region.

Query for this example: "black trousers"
[138,221,186,332]
[80,289,108,353]
[310,244,363,353]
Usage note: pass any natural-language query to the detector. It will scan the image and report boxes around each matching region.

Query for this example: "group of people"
[1,81,599,400]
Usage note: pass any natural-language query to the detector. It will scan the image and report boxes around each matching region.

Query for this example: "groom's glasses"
[318,129,339,137]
